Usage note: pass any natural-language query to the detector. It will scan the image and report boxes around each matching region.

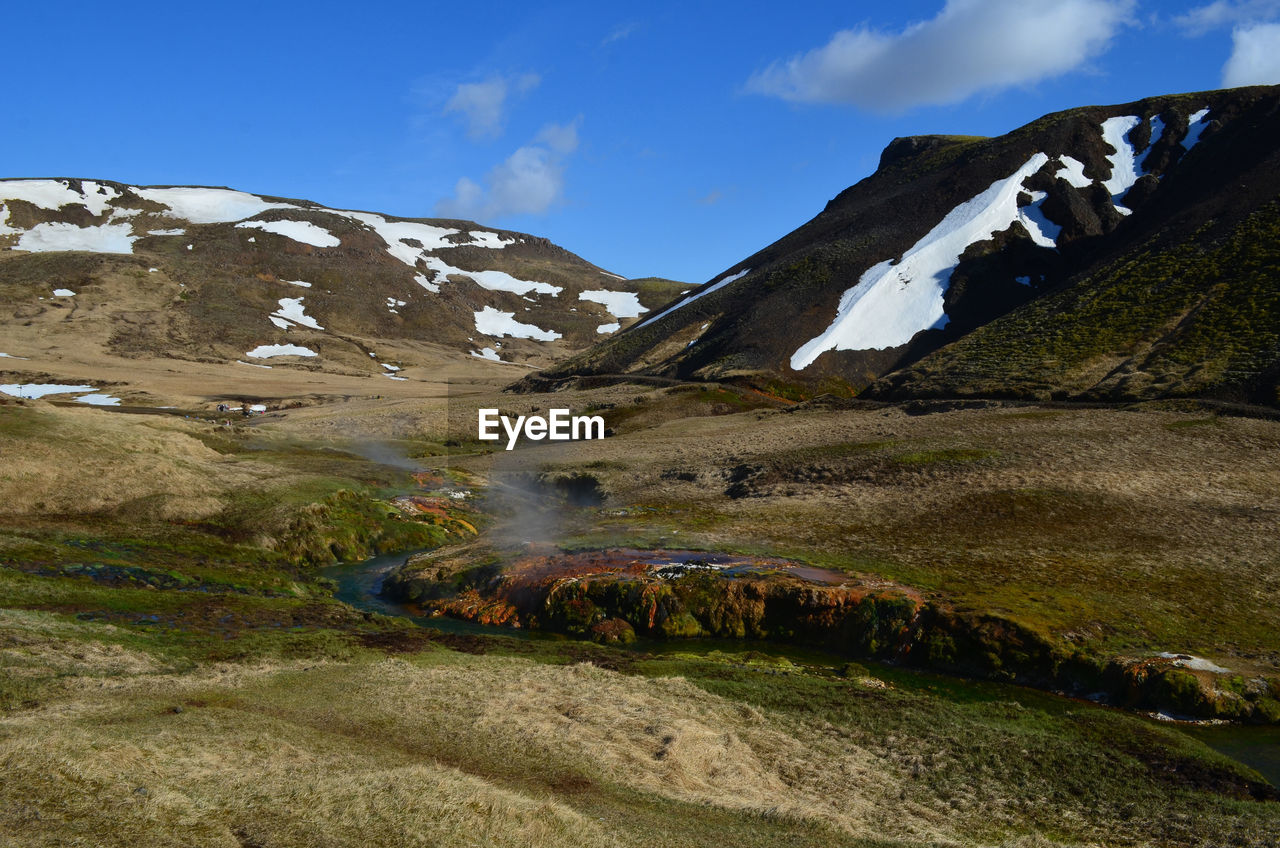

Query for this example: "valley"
[1,86,1278,846]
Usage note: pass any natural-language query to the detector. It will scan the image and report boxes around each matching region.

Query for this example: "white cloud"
[602,22,638,47]
[1176,1,1280,35]
[437,121,580,221]
[1223,22,1280,85]
[535,118,581,154]
[444,73,541,139]
[746,0,1135,112]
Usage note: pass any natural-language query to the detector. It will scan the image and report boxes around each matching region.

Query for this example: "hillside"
[529,85,1280,405]
[0,180,685,407]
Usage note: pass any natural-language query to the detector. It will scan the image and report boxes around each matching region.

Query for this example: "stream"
[323,548,1280,789]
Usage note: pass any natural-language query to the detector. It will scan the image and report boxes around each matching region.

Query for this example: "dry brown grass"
[0,647,977,847]
[0,610,161,678]
[0,403,268,519]
[445,396,1280,667]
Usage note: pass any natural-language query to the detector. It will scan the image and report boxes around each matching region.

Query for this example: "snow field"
[791,154,1049,369]
[270,297,323,330]
[245,344,317,358]
[578,289,647,318]
[1,384,94,398]
[236,219,340,248]
[473,306,561,341]
[422,256,561,297]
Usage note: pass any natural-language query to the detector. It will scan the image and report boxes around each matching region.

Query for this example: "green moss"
[891,448,997,466]
[884,200,1280,403]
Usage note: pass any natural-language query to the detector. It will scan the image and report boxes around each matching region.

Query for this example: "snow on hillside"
[75,393,121,406]
[473,306,561,341]
[1100,114,1165,215]
[422,256,561,297]
[638,268,750,329]
[0,181,563,302]
[791,107,1212,369]
[1183,108,1211,150]
[1101,115,1142,215]
[136,187,290,224]
[791,154,1049,369]
[270,297,324,330]
[236,219,340,248]
[578,289,647,318]
[0,383,94,399]
[246,344,317,358]
[1055,155,1091,188]
[16,222,138,254]
[0,180,121,216]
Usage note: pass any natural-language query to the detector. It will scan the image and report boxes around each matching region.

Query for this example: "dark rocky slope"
[527,86,1280,405]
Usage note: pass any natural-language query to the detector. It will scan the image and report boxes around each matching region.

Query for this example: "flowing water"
[325,547,1280,788]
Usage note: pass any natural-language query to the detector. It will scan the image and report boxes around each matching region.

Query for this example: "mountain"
[530,85,1280,407]
[0,180,685,380]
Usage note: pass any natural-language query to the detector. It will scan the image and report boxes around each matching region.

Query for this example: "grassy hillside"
[870,201,1280,404]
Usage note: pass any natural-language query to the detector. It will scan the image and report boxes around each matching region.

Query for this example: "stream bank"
[326,546,1280,791]
[382,546,1280,725]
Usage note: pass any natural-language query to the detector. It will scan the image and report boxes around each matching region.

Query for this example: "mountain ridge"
[525,85,1280,407]
[0,179,687,399]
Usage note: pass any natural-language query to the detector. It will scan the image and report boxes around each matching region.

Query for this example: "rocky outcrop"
[386,547,1280,723]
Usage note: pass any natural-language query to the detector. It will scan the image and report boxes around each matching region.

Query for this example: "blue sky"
[5,1,1280,283]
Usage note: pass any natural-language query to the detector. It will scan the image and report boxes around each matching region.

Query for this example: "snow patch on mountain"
[0,179,121,216]
[338,211,458,261]
[413,273,439,294]
[16,222,139,254]
[596,322,621,334]
[1101,116,1141,214]
[792,153,1051,369]
[464,230,516,248]
[1055,155,1092,188]
[578,289,647,318]
[470,347,503,361]
[638,268,750,328]
[76,393,121,406]
[236,219,340,248]
[474,306,561,341]
[246,344,317,358]
[1,383,95,399]
[1183,108,1211,150]
[135,187,291,224]
[271,297,323,330]
[1018,191,1060,248]
[423,257,561,297]
[1143,115,1167,170]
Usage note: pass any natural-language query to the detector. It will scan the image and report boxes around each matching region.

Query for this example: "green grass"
[890,447,997,466]
[882,201,1280,402]
[1164,416,1222,430]
[3,603,1275,847]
